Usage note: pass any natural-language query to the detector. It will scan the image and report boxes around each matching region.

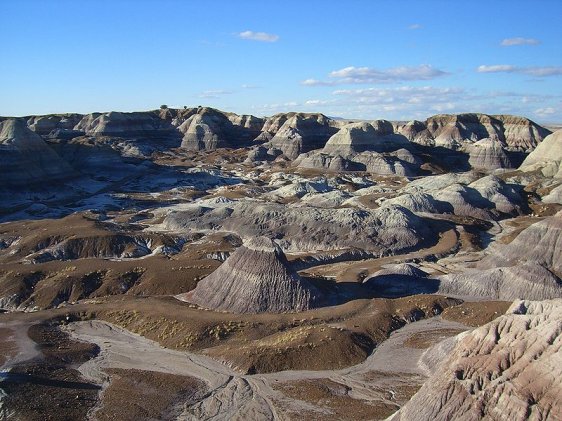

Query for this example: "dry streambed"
[62,316,470,420]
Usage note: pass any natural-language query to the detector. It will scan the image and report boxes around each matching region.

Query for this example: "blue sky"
[2,0,561,122]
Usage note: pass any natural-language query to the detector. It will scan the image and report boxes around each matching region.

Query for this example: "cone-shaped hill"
[178,237,325,313]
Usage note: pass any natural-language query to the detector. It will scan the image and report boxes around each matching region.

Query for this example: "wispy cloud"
[408,24,422,30]
[198,89,233,98]
[241,84,260,89]
[302,64,449,86]
[477,65,562,77]
[500,37,540,46]
[237,30,279,42]
[250,86,561,121]
[333,86,466,104]
[534,107,556,117]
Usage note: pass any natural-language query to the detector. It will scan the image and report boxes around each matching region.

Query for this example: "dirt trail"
[66,317,468,420]
[0,322,41,372]
[66,320,279,420]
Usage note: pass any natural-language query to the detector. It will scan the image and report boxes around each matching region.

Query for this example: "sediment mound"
[0,118,75,186]
[387,172,524,219]
[164,201,438,253]
[520,129,562,178]
[467,137,513,170]
[389,299,562,420]
[180,107,263,150]
[321,121,408,156]
[74,111,178,138]
[26,114,83,136]
[437,263,562,300]
[479,211,562,273]
[268,113,337,159]
[179,237,324,313]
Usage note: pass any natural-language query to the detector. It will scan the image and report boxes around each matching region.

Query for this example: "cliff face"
[389,299,562,421]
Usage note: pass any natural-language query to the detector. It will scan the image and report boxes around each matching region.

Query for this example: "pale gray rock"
[379,192,452,214]
[74,111,177,138]
[177,236,324,313]
[389,299,562,421]
[322,121,411,157]
[265,179,331,200]
[479,211,562,274]
[543,183,562,204]
[27,114,83,136]
[179,107,264,150]
[164,202,438,253]
[494,114,551,151]
[268,113,337,159]
[437,262,562,300]
[396,120,431,144]
[298,190,353,208]
[0,119,75,186]
[426,113,505,149]
[467,137,513,170]
[370,263,428,278]
[353,152,415,176]
[390,148,422,166]
[468,175,524,215]
[520,129,562,177]
[404,172,481,194]
[433,183,494,219]
[295,151,355,171]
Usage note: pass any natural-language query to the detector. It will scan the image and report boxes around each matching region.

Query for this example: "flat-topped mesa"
[0,118,75,186]
[74,111,179,138]
[494,114,552,151]
[519,129,562,178]
[179,236,325,313]
[267,113,338,159]
[425,113,505,148]
[179,107,264,150]
[400,113,550,151]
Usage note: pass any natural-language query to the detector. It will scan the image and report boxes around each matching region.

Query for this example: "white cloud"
[477,65,562,77]
[304,99,334,106]
[477,65,517,73]
[301,78,337,87]
[303,64,448,86]
[198,89,233,98]
[534,107,556,117]
[241,84,260,89]
[408,24,422,30]
[237,31,279,42]
[501,37,540,46]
